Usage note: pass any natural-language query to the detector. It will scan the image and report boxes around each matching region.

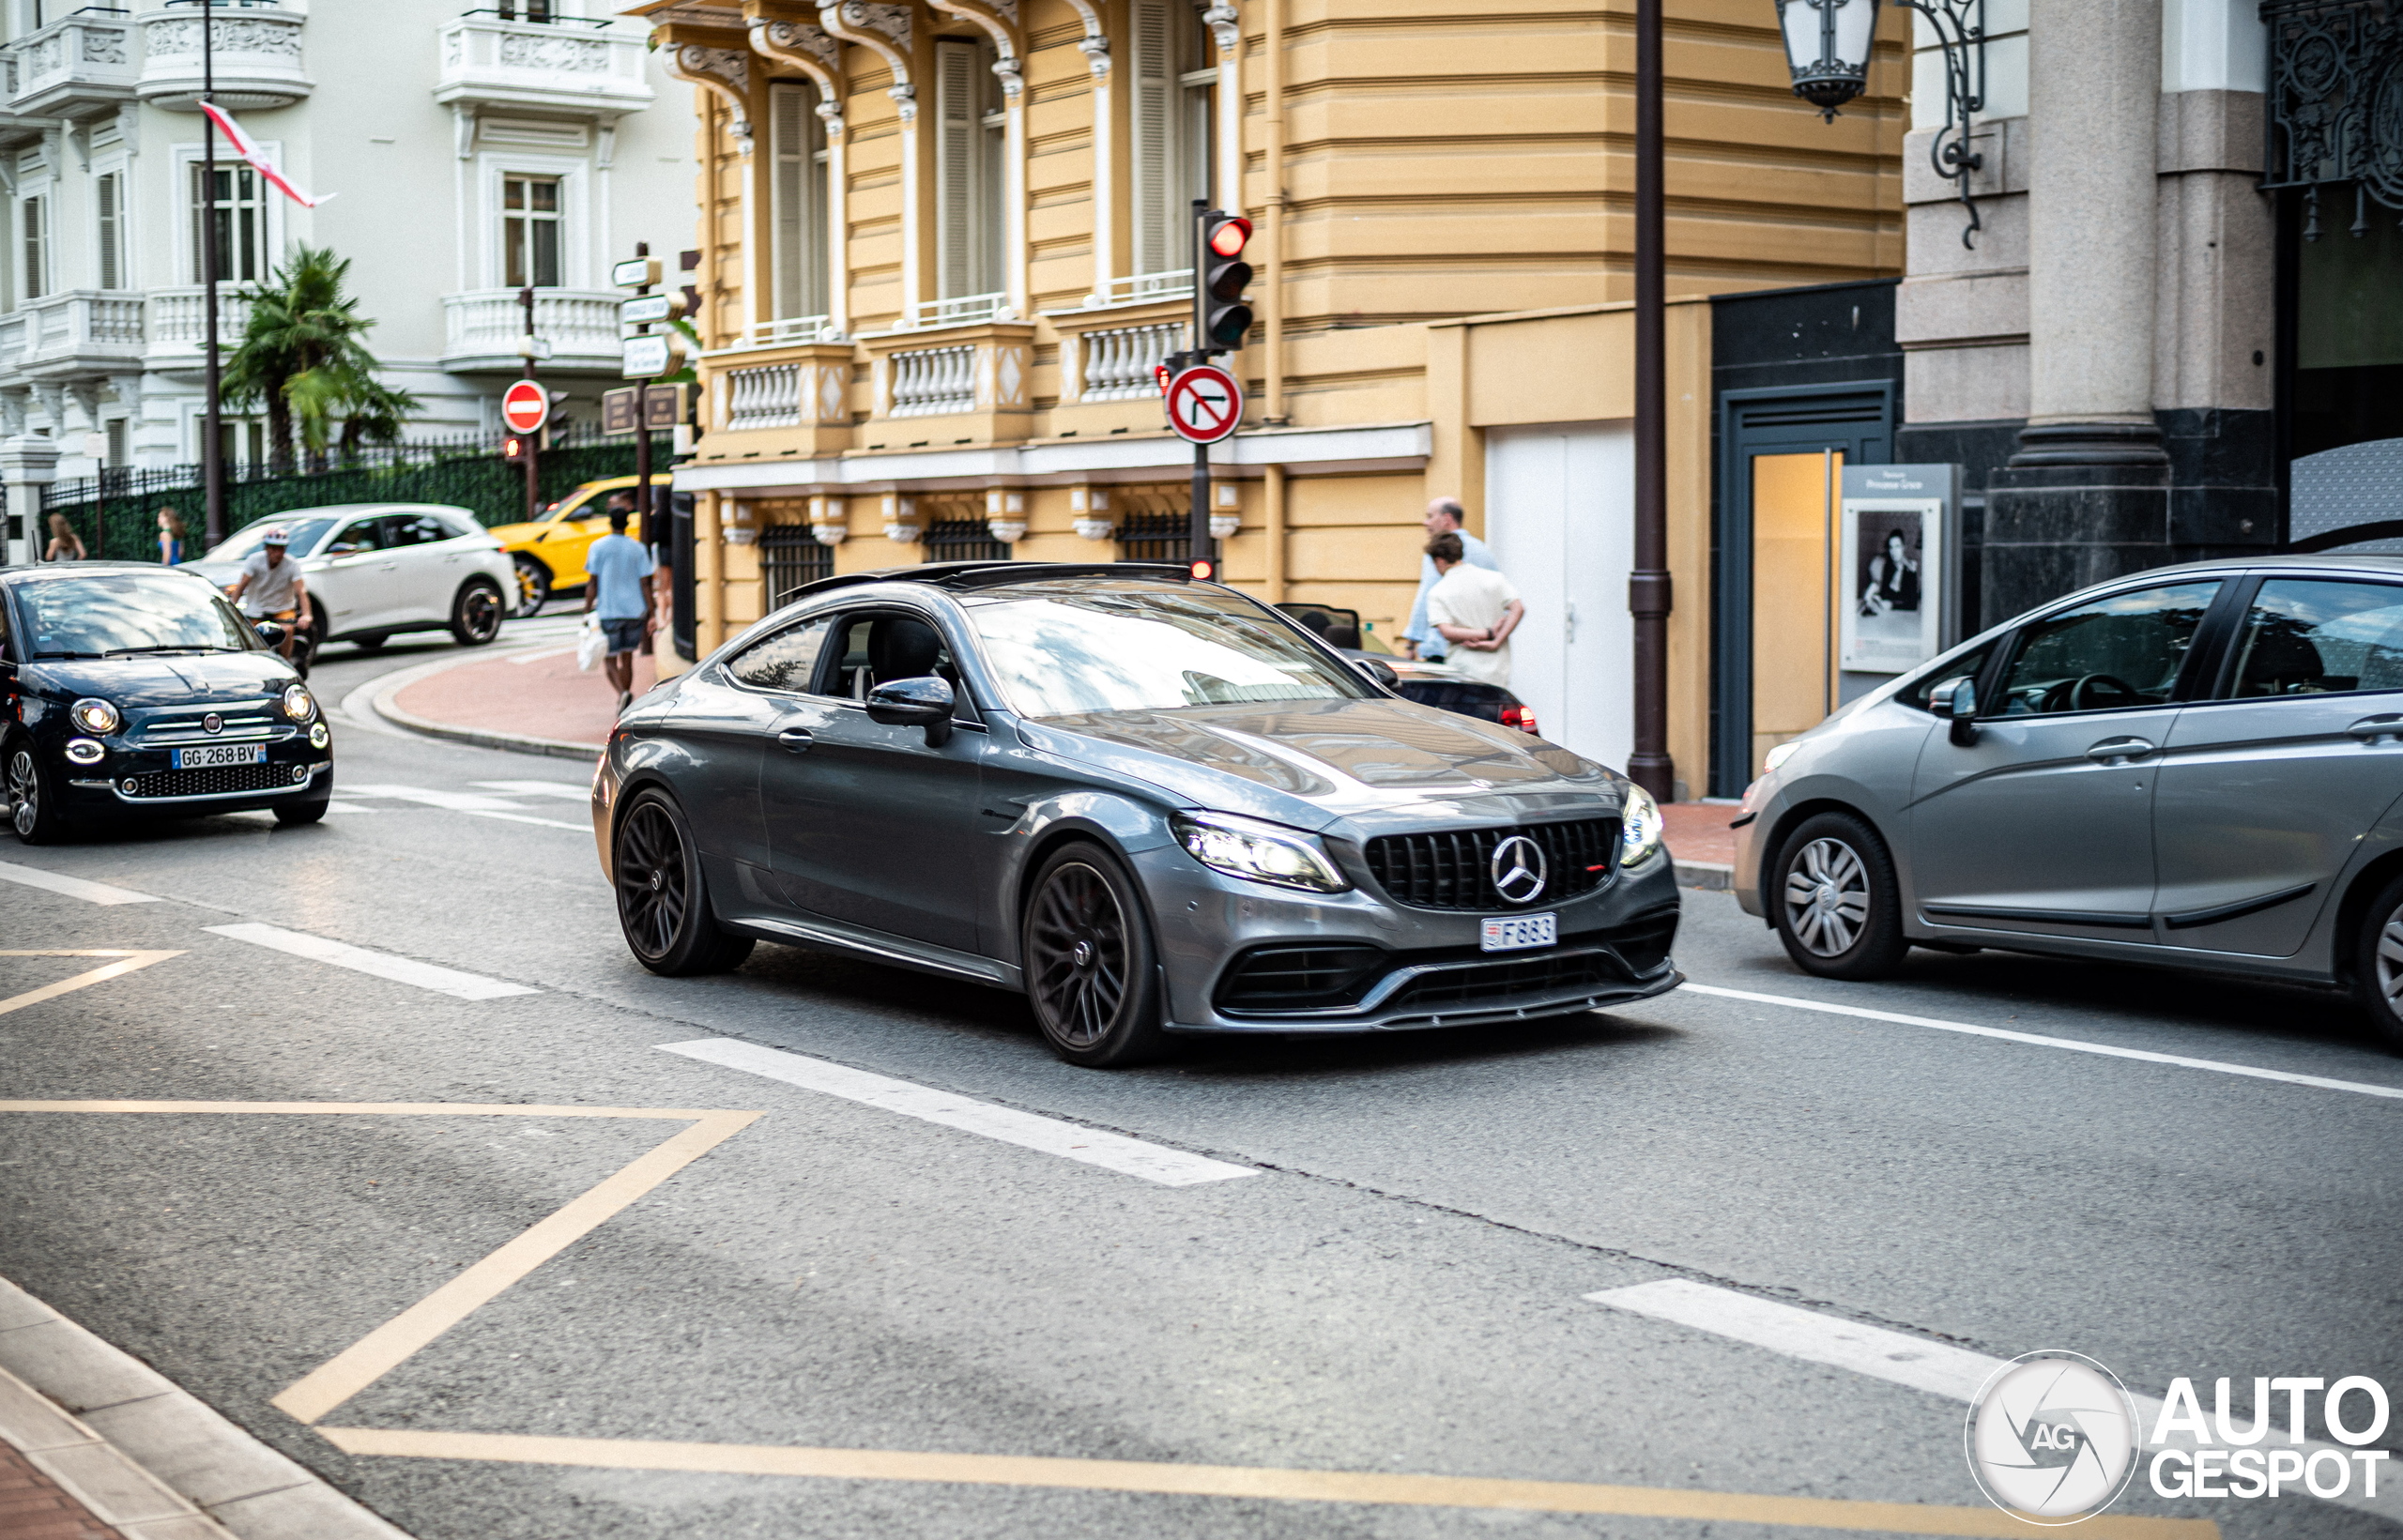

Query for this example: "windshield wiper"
[30,650,102,660]
[103,646,218,656]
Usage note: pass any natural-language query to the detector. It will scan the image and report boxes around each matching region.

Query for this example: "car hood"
[1018,695,1623,834]
[24,650,298,706]
[485,521,547,545]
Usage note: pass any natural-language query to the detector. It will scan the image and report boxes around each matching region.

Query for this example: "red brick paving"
[392,641,654,749]
[1661,801,1738,867]
[0,1441,125,1540]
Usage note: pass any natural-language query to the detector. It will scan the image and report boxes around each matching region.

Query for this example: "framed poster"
[1839,465,1957,674]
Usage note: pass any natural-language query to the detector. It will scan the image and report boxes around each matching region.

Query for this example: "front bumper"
[1137,843,1684,1033]
[58,724,330,818]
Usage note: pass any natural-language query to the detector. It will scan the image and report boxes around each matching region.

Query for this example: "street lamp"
[1772,0,1987,246]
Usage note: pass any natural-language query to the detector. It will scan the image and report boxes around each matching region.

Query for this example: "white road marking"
[0,861,159,906]
[322,800,381,815]
[1679,982,2403,1103]
[342,784,530,812]
[656,1037,1256,1187]
[1587,1278,2403,1523]
[204,922,538,1000]
[465,810,589,832]
[471,781,592,800]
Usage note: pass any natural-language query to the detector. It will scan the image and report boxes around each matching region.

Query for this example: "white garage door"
[1481,421,1635,773]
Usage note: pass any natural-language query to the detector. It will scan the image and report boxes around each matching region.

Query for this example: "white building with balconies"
[0,0,692,479]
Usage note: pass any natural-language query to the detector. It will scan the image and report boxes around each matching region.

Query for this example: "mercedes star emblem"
[1490,834,1547,905]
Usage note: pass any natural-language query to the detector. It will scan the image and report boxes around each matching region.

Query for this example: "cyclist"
[224,526,314,664]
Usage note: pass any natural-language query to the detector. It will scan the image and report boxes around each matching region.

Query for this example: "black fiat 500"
[594,563,1679,1067]
[2,564,332,844]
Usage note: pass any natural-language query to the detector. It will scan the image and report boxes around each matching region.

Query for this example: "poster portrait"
[1838,497,1943,673]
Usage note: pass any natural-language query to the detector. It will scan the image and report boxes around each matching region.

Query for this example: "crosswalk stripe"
[204,922,538,1000]
[656,1037,1256,1186]
[470,781,592,800]
[0,860,159,906]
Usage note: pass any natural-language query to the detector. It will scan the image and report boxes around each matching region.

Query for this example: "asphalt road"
[2,629,2398,1540]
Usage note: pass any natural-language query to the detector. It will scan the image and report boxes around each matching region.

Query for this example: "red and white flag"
[197,101,332,208]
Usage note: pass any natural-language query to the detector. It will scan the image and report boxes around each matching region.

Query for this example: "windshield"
[204,515,340,562]
[12,572,258,658]
[965,582,1370,718]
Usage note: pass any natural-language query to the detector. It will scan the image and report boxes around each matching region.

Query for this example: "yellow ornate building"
[641,0,1905,793]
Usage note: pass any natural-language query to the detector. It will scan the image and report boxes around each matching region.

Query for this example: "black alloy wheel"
[452,579,505,647]
[5,739,63,845]
[513,556,553,618]
[1023,841,1167,1067]
[2352,873,2403,1055]
[1770,810,1907,981]
[613,790,755,976]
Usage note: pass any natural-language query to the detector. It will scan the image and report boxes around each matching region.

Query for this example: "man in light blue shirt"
[1400,497,1498,662]
[583,498,655,711]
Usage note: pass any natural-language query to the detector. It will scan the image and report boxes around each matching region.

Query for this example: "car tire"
[5,737,67,846]
[274,793,330,827]
[613,789,755,976]
[2351,873,2403,1054]
[451,578,505,647]
[1769,811,1907,981]
[1022,840,1170,1068]
[512,556,552,618]
[351,633,387,652]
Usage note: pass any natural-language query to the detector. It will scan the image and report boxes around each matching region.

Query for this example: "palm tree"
[221,245,415,473]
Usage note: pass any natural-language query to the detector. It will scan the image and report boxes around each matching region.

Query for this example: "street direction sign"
[499,379,548,435]
[612,256,662,289]
[620,293,681,326]
[1166,363,1242,444]
[621,333,674,378]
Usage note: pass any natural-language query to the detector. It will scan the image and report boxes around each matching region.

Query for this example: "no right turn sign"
[1166,364,1242,445]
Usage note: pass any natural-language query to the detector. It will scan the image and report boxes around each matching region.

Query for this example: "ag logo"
[1489,835,1547,905]
[1966,1351,2139,1524]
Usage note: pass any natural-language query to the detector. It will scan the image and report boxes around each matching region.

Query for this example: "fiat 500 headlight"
[281,683,316,722]
[1618,782,1664,868]
[1173,811,1350,893]
[69,697,120,734]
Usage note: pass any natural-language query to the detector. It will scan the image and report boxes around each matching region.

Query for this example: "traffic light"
[1199,212,1253,351]
[502,434,532,466]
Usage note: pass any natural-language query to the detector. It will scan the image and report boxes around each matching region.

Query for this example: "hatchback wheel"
[613,791,755,976]
[2352,874,2403,1054]
[1023,841,1167,1067]
[5,739,64,846]
[452,578,505,647]
[1770,811,1906,980]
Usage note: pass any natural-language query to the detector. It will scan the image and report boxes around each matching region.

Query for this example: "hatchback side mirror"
[1930,676,1979,746]
[866,675,955,746]
[1354,656,1399,689]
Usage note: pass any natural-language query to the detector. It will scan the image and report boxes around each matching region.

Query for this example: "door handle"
[2348,715,2403,744]
[2085,737,2155,766]
[775,727,814,754]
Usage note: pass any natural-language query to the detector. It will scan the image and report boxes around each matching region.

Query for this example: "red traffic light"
[1187,557,1217,581]
[501,435,530,465]
[1155,362,1173,395]
[1207,217,1251,258]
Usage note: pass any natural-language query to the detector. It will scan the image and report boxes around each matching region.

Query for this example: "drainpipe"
[1262,0,1286,426]
[1265,464,1287,602]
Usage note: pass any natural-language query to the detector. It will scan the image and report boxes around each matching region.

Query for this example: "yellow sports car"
[488,475,650,617]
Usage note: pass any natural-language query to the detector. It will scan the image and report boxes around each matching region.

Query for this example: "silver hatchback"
[1733,555,2403,1049]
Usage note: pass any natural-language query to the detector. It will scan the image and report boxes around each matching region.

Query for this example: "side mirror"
[1930,676,1979,746]
[865,675,956,746]
[1353,656,1400,689]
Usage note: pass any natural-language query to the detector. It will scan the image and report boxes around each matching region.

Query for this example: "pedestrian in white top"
[1423,530,1523,687]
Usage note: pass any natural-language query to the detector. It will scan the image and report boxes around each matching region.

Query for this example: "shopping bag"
[575,615,605,672]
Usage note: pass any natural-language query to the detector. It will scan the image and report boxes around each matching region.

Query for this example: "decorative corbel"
[115,103,139,156]
[38,125,62,173]
[819,2,913,122]
[64,379,104,425]
[65,121,88,173]
[667,44,756,151]
[0,389,25,438]
[927,0,1023,98]
[595,117,618,169]
[452,104,478,160]
[31,384,69,430]
[1065,0,1109,78]
[1203,2,1238,55]
[746,12,846,133]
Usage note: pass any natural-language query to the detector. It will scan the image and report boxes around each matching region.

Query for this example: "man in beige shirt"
[1423,531,1523,687]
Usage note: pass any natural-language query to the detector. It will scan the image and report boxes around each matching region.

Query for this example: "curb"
[1674,860,1733,892]
[345,648,606,763]
[0,1276,413,1540]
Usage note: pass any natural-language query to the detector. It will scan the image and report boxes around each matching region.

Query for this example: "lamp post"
[1771,0,1987,246]
[200,0,222,543]
[1628,0,1673,802]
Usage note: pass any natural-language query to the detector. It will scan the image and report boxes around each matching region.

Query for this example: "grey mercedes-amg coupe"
[593,563,1679,1066]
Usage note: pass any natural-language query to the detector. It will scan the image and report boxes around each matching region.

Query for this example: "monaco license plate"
[1480,913,1556,953]
[171,742,265,770]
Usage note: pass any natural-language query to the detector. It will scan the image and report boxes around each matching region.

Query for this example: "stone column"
[1984,0,2169,618]
[2,434,60,566]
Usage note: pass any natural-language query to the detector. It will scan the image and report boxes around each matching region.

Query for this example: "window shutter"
[934,39,977,301]
[96,175,118,291]
[1129,0,1172,277]
[772,82,808,321]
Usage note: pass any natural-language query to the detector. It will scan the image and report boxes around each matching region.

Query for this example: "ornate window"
[769,82,831,330]
[1129,0,1216,282]
[2264,0,2403,226]
[503,175,562,289]
[933,37,1007,313]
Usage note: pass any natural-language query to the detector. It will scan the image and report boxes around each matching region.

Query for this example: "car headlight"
[281,683,316,722]
[69,698,120,734]
[1762,740,1802,775]
[1172,811,1350,893]
[1619,782,1664,868]
[65,738,104,765]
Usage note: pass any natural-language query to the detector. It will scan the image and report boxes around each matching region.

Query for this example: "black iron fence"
[758,524,835,610]
[39,427,674,562]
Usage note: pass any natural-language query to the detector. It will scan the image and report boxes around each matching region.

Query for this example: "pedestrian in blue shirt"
[583,496,655,713]
[1400,497,1498,662]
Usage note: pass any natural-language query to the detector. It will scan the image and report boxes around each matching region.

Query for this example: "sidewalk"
[0,1440,125,1540]
[1661,801,1738,890]
[384,642,652,753]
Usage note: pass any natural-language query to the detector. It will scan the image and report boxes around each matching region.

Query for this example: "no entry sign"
[500,379,548,435]
[1166,364,1242,445]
